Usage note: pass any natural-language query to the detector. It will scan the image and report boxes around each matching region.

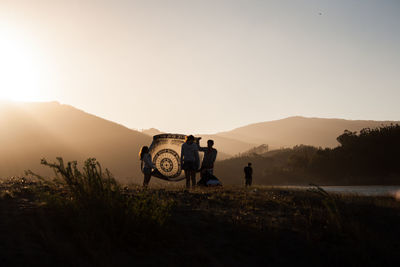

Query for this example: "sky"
[0,0,399,134]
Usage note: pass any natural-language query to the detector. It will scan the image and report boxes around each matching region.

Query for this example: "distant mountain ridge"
[216,116,399,149]
[141,128,163,137]
[1,101,398,182]
[143,116,399,156]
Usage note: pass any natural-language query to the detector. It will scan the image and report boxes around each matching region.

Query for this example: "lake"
[321,185,400,197]
[274,185,400,197]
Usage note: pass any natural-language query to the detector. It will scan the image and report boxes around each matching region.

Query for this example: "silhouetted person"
[181,135,200,189]
[244,162,253,187]
[198,139,218,177]
[139,146,155,187]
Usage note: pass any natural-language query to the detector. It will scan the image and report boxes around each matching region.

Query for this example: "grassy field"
[1,176,400,267]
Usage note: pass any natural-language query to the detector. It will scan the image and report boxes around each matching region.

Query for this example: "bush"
[27,158,172,250]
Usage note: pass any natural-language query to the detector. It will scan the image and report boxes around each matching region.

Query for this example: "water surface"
[321,185,400,196]
[274,185,400,196]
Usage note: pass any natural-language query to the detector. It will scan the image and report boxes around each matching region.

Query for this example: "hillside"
[2,103,399,184]
[217,116,398,149]
[0,101,151,182]
[198,134,255,158]
[215,125,400,186]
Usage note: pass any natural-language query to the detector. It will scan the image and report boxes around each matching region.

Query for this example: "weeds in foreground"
[26,158,172,253]
[308,183,342,231]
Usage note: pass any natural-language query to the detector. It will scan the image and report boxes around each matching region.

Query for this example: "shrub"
[27,158,172,249]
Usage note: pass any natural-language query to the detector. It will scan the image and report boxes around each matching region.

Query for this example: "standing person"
[198,139,218,177]
[181,135,200,189]
[244,162,253,187]
[139,146,155,187]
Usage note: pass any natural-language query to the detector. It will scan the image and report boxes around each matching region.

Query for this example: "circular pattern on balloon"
[160,158,173,172]
[153,149,181,178]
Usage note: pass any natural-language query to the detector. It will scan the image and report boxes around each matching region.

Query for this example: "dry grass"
[1,179,400,266]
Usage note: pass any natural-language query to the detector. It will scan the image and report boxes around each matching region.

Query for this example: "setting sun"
[0,28,41,101]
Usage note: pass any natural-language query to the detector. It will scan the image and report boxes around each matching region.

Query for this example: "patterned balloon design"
[149,134,186,179]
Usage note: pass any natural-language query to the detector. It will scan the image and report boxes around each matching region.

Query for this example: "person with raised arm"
[198,139,218,177]
[180,135,200,189]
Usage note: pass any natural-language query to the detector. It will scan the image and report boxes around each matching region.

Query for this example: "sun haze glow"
[0,27,42,102]
[1,1,399,133]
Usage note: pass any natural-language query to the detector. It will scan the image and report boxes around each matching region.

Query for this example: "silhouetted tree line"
[216,125,400,185]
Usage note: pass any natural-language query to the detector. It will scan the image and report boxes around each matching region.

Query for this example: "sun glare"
[0,27,42,102]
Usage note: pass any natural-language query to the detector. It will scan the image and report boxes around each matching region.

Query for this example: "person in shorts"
[181,135,200,189]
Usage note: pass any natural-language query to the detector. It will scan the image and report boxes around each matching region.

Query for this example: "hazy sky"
[0,0,399,133]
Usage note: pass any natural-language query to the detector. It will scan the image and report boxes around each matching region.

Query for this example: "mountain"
[141,128,163,136]
[239,144,269,157]
[0,101,152,182]
[216,116,399,149]
[197,134,255,158]
[2,102,398,184]
[141,129,256,159]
